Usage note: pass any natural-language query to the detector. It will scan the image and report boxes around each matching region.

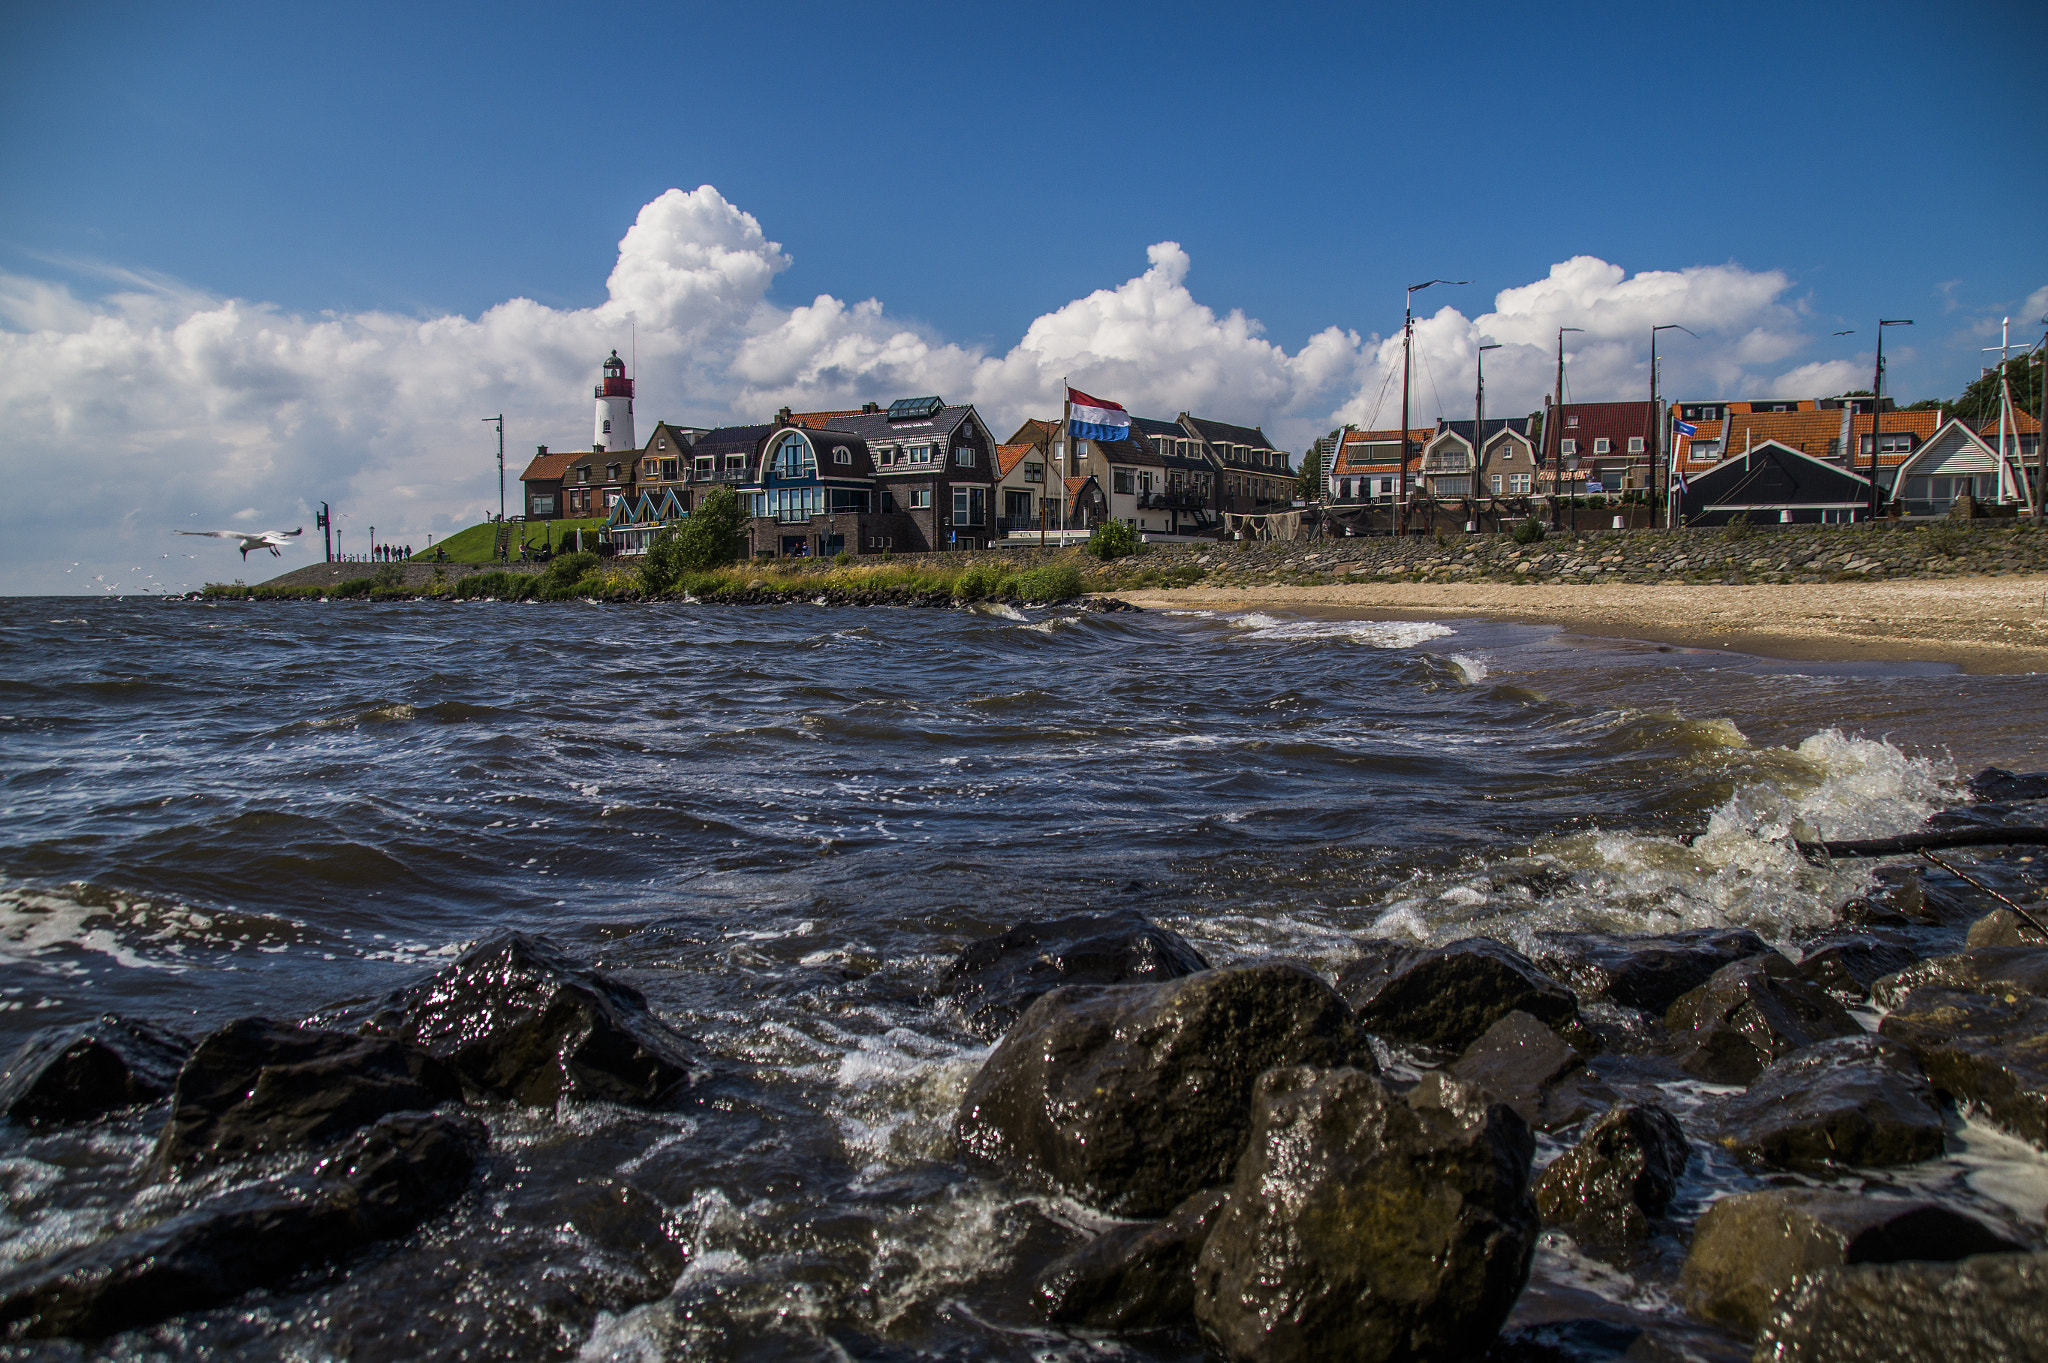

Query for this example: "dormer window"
[833,446,853,465]
[578,467,590,484]
[1593,438,1610,455]
[1566,415,1580,428]
[606,464,621,482]
[1560,439,1577,456]
[772,432,816,479]
[1628,437,1644,453]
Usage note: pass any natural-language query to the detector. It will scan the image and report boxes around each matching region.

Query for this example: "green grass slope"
[415,519,607,563]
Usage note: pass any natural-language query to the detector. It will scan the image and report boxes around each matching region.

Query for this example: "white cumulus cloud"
[0,187,1862,593]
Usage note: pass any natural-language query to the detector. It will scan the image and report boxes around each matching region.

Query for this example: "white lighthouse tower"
[593,350,635,450]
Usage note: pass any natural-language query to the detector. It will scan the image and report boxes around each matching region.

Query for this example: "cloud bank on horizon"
[0,185,1877,592]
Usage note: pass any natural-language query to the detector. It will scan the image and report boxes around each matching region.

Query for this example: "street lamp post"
[1549,326,1582,531]
[1398,278,1468,535]
[1474,343,1501,527]
[1868,320,1913,521]
[1649,325,1696,528]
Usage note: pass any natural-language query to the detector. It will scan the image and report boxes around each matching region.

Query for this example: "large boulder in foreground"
[1715,1034,1943,1171]
[1034,1187,1227,1332]
[1755,1251,2048,1362]
[0,1015,192,1127]
[953,963,1366,1216]
[1192,1067,1538,1363]
[1795,930,1918,1001]
[363,931,696,1106]
[1663,953,1860,1084]
[1879,985,2048,1149]
[1531,1103,1688,1244]
[155,1018,461,1170]
[1966,908,2048,948]
[0,1110,484,1338]
[941,910,1209,1040]
[1447,1010,1615,1132]
[1679,1188,2025,1335]
[1532,927,1772,1016]
[1338,937,1578,1053]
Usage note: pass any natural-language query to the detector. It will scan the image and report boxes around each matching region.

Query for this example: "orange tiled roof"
[994,442,1036,477]
[1334,428,1432,472]
[518,449,579,481]
[785,409,864,429]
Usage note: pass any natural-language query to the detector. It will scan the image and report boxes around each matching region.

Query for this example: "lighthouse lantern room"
[593,350,635,451]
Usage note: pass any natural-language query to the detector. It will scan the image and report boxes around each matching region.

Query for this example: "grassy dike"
[205,547,1199,605]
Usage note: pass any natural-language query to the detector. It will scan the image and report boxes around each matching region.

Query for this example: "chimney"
[537,445,548,456]
[776,406,793,426]
[862,402,880,414]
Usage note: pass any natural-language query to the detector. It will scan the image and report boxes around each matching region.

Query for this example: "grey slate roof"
[1184,415,1275,451]
[1438,417,1532,443]
[820,403,976,446]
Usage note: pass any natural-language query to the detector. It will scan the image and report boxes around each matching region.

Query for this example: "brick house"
[784,397,1001,552]
[1544,400,1660,493]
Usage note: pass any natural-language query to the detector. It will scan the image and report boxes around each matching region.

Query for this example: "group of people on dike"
[372,543,412,562]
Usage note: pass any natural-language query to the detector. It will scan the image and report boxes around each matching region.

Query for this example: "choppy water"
[2,596,2046,1360]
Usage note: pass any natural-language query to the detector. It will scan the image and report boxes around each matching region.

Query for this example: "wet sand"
[1112,576,2048,675]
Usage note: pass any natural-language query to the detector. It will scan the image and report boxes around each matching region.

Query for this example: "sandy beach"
[1112,575,2048,674]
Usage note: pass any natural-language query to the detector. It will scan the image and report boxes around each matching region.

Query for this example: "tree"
[1087,520,1139,559]
[671,486,749,571]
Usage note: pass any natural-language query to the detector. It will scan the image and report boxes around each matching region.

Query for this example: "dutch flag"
[1068,387,1132,444]
[1673,418,1699,437]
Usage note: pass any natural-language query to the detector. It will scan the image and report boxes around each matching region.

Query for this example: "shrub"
[952,562,1003,600]
[1722,512,1753,541]
[372,563,403,588]
[333,576,377,598]
[1922,521,1968,556]
[834,550,852,566]
[1511,517,1546,545]
[452,570,530,600]
[1087,521,1139,559]
[637,525,683,594]
[1010,561,1085,603]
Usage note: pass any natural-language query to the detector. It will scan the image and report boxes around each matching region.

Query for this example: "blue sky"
[0,0,2042,591]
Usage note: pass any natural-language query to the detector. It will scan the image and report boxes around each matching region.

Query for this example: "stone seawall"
[252,562,546,591]
[960,524,2048,588]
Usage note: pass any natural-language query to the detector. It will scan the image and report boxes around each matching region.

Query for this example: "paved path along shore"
[1112,576,2048,674]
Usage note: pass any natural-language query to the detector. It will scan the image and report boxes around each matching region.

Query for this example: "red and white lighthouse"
[593,350,635,451]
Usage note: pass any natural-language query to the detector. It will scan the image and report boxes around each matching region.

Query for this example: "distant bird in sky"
[177,527,304,559]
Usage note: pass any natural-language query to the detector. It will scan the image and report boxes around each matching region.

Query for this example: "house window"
[643,459,658,477]
[606,464,621,482]
[772,433,816,478]
[953,487,985,525]
[661,458,678,480]
[1491,474,1502,495]
[954,447,974,466]
[694,455,713,475]
[725,454,746,471]
[1560,439,1577,455]
[656,438,666,450]
[1628,436,1644,453]
[1140,471,1154,493]
[577,467,590,484]
[1567,415,1580,428]
[603,419,612,434]
[1024,462,1044,483]
[910,487,932,509]
[1593,438,1610,455]
[1690,441,1721,460]
[1113,469,1135,494]
[833,446,853,465]
[1510,474,1532,495]
[910,444,933,464]
[531,494,556,515]
[1860,433,1913,455]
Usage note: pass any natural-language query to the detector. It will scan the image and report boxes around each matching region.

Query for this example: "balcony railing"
[1138,491,1209,510]
[689,467,752,484]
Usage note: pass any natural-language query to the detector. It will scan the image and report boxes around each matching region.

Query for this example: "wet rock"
[1872,944,2048,1007]
[1532,1103,1688,1242]
[1448,1010,1617,1131]
[1795,930,1919,1001]
[1192,1067,1538,1363]
[953,963,1366,1216]
[0,1109,484,1338]
[1339,937,1579,1052]
[0,1015,192,1127]
[1532,927,1772,1016]
[156,1017,462,1170]
[1662,954,1860,1085]
[1714,1034,1943,1171]
[1679,1188,2025,1335]
[1967,766,2048,803]
[941,910,1209,1040]
[363,931,695,1106]
[1966,907,2048,947]
[1754,1250,2048,1362]
[1034,1187,1227,1331]
[1879,986,2048,1148]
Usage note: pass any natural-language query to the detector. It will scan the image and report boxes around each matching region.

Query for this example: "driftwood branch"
[1802,827,2048,858]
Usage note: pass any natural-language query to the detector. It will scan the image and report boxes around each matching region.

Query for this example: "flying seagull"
[177,527,304,559]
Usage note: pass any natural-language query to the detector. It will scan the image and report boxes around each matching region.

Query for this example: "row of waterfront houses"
[1322,395,2042,528]
[517,353,1297,556]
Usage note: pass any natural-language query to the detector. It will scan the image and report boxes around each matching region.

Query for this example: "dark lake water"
[2,597,2045,1359]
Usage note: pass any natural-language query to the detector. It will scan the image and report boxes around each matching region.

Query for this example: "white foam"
[1448,653,1489,684]
[1227,612,1454,648]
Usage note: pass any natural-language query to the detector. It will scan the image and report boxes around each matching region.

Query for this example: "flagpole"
[1061,377,1071,540]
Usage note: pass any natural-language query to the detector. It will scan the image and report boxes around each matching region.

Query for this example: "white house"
[1891,418,2025,516]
